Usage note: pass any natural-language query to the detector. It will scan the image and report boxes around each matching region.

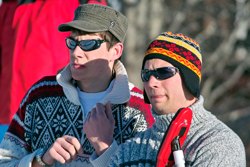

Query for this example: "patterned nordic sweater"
[108,96,246,167]
[0,61,154,167]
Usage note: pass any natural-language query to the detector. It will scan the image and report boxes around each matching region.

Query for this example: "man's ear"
[110,42,123,61]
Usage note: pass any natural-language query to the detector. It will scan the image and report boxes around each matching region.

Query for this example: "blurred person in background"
[0,0,18,141]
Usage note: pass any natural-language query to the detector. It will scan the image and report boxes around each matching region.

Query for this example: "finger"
[64,135,84,156]
[83,114,89,125]
[49,146,69,164]
[50,139,72,164]
[42,146,57,165]
[105,101,115,123]
[91,107,97,116]
[86,110,92,122]
[61,140,77,162]
[60,137,76,163]
[96,103,106,117]
[87,108,96,121]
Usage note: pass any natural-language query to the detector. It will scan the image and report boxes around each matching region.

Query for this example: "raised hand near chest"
[83,101,115,156]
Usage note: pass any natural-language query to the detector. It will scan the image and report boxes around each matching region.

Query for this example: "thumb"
[105,101,114,121]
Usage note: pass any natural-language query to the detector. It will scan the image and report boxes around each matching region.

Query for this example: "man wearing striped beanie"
[142,31,202,105]
[103,32,246,166]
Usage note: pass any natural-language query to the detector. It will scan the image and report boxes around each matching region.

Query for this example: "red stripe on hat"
[145,47,201,81]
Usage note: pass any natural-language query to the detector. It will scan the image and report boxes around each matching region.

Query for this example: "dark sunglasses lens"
[66,38,76,50]
[155,68,175,79]
[141,68,177,82]
[80,40,96,51]
[141,70,151,82]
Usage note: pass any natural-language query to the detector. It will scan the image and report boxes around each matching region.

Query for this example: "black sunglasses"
[65,37,106,51]
[141,67,179,82]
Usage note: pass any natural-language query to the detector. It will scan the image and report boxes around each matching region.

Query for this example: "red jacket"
[0,0,107,124]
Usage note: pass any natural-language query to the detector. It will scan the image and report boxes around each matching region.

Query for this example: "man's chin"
[152,104,176,115]
[152,105,165,115]
[71,74,85,82]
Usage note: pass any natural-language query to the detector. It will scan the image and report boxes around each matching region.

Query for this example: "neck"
[186,97,197,108]
[77,69,115,93]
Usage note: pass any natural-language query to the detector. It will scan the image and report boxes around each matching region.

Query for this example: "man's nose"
[71,45,84,58]
[147,74,160,88]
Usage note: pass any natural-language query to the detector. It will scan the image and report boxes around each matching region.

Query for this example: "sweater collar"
[188,96,211,124]
[151,110,176,132]
[56,61,131,106]
[151,96,208,132]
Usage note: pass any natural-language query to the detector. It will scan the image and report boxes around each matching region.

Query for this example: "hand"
[83,101,115,156]
[41,135,83,165]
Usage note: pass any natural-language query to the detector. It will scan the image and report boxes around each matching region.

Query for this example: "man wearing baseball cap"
[90,32,246,166]
[0,4,154,167]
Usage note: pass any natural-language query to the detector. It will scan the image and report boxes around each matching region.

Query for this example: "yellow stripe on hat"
[144,47,201,82]
[156,36,202,63]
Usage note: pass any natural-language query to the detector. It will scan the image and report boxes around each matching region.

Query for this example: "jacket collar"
[56,61,131,106]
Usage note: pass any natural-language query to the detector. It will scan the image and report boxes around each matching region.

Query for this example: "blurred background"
[1,0,250,166]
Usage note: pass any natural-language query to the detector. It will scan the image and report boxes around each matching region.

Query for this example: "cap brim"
[58,20,108,32]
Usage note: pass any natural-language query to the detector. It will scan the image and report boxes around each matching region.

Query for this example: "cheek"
[69,50,73,57]
[143,82,150,93]
[161,80,180,96]
[166,81,185,100]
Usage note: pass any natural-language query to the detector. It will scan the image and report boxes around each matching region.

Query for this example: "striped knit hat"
[142,32,202,104]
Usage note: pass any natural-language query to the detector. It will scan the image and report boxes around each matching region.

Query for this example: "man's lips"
[151,95,165,99]
[72,63,85,69]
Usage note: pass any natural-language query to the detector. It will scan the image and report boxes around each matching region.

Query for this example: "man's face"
[143,58,195,115]
[68,31,114,84]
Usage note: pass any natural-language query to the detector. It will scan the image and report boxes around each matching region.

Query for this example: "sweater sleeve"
[107,138,137,167]
[107,151,119,167]
[186,128,246,167]
[0,87,36,166]
[90,140,119,167]
[0,143,38,167]
[0,114,36,167]
[107,142,127,167]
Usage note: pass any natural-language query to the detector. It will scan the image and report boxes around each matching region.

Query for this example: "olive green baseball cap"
[58,4,129,43]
